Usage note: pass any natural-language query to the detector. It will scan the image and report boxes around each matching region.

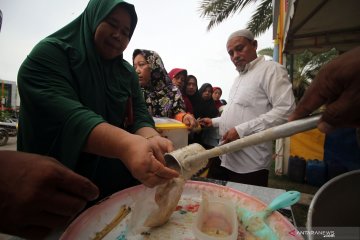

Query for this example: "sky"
[0,0,273,101]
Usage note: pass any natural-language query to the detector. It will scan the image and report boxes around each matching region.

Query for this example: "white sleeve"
[212,117,221,127]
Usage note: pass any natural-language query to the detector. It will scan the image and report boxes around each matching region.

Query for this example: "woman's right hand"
[182,113,198,130]
[121,135,179,187]
[84,123,179,188]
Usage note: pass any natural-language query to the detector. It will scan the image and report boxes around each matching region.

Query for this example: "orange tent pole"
[279,0,284,64]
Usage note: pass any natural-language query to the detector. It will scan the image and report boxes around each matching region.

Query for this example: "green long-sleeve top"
[17,0,153,198]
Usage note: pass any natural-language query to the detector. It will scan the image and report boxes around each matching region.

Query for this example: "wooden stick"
[93,205,131,240]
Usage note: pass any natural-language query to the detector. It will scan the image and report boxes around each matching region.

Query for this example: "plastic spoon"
[237,191,301,240]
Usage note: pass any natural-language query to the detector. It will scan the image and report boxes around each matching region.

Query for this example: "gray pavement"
[0,136,17,151]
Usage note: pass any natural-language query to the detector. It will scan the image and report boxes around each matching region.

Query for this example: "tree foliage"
[289,49,339,102]
[257,47,273,57]
[199,0,272,36]
[246,0,272,36]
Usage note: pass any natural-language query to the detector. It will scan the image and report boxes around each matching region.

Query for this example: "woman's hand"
[146,135,174,165]
[182,113,198,129]
[121,135,179,187]
[84,124,179,188]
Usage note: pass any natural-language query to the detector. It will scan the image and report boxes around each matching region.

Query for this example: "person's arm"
[174,112,198,129]
[198,117,221,128]
[0,151,99,239]
[135,126,174,165]
[211,117,221,127]
[83,123,178,187]
[17,41,106,169]
[169,87,198,129]
[289,46,360,132]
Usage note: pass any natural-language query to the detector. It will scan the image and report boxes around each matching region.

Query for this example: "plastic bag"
[127,177,185,238]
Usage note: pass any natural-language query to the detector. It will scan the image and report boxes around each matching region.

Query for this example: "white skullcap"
[227,29,254,44]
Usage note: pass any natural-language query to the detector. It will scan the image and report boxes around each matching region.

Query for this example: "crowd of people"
[132,47,228,167]
[132,48,227,130]
[0,0,359,239]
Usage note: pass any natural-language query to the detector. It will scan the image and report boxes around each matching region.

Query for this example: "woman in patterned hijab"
[133,49,197,128]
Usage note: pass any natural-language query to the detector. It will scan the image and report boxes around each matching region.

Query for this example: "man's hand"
[0,151,99,240]
[198,118,213,127]
[221,128,240,144]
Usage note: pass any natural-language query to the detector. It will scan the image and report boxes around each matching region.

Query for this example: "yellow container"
[154,117,188,150]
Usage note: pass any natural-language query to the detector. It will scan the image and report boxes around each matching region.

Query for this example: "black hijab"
[194,83,219,119]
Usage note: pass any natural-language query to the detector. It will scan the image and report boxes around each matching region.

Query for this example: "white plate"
[60,181,303,240]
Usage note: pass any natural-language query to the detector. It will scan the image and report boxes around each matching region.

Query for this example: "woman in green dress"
[17,0,178,201]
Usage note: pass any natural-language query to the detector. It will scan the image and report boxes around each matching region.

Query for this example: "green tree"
[290,48,338,102]
[257,47,273,57]
[199,0,272,36]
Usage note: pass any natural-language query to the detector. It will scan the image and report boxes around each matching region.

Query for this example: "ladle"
[164,114,321,175]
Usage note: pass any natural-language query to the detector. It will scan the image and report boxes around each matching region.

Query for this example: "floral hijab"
[133,49,186,118]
